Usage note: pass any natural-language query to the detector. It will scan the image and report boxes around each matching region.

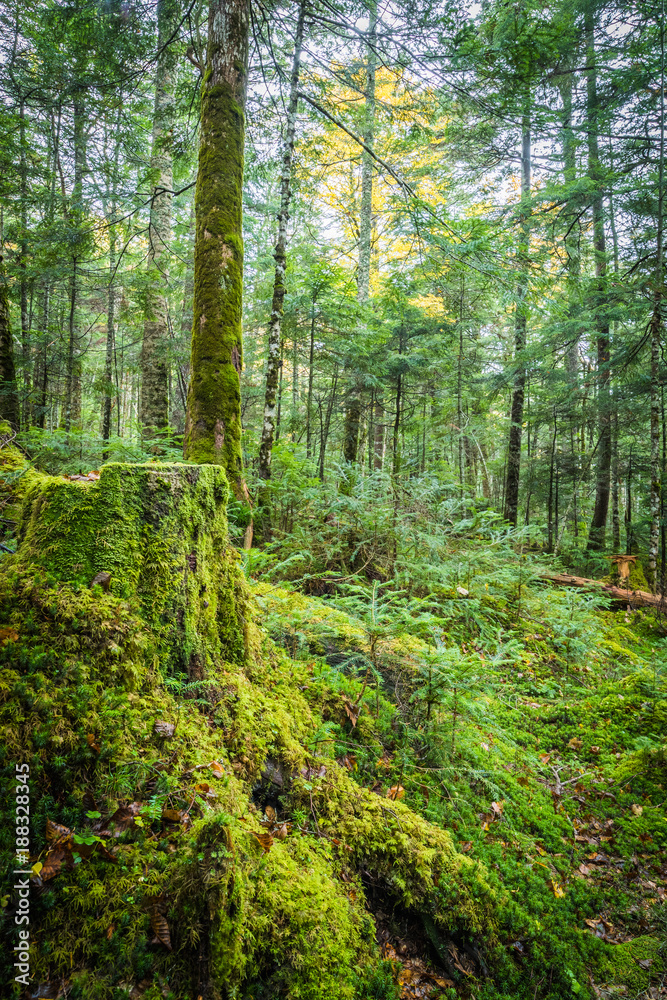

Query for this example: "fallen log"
[540,573,667,611]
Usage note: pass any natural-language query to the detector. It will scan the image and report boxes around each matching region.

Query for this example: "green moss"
[184,76,246,501]
[10,459,247,669]
[593,936,663,994]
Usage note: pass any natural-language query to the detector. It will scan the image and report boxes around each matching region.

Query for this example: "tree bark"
[343,2,377,466]
[140,0,178,438]
[585,6,612,551]
[19,94,31,427]
[184,0,251,504]
[258,0,306,481]
[648,8,665,589]
[504,112,531,526]
[0,278,20,430]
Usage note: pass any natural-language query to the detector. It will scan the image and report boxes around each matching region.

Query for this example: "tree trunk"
[258,0,306,481]
[184,0,251,505]
[19,94,31,427]
[174,200,195,433]
[343,2,377,465]
[504,112,531,526]
[585,8,612,551]
[140,0,178,438]
[306,297,315,460]
[611,412,620,551]
[64,93,86,434]
[103,230,119,459]
[0,279,20,430]
[557,68,581,378]
[648,10,665,589]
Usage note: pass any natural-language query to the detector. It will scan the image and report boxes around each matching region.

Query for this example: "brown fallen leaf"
[46,818,72,842]
[154,721,175,738]
[209,761,225,777]
[109,802,143,832]
[386,785,405,801]
[251,831,274,853]
[86,733,101,753]
[491,800,504,815]
[0,626,19,644]
[551,881,565,898]
[631,804,643,817]
[568,737,583,750]
[149,908,172,951]
[460,841,473,852]
[341,696,359,726]
[89,571,111,591]
[516,775,530,787]
[162,809,182,824]
[82,791,97,814]
[579,864,591,876]
[273,823,289,840]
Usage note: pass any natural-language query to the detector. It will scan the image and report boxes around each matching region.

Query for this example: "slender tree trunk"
[306,296,315,460]
[585,7,612,551]
[611,411,620,551]
[19,95,31,427]
[343,2,377,465]
[558,69,581,378]
[174,200,195,433]
[64,92,86,433]
[648,6,665,589]
[392,328,403,478]
[184,0,251,506]
[140,0,178,438]
[103,230,119,459]
[258,0,306,481]
[0,279,20,429]
[504,111,531,525]
[319,367,338,479]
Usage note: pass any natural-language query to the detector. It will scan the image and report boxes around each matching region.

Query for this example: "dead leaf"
[551,881,565,898]
[517,775,530,787]
[209,761,225,777]
[89,571,111,591]
[568,737,583,750]
[154,721,175,738]
[386,785,405,801]
[109,802,143,832]
[86,733,100,753]
[0,626,19,644]
[491,800,504,815]
[162,809,182,824]
[460,841,473,852]
[590,745,600,754]
[579,864,591,876]
[251,831,274,853]
[638,958,653,970]
[265,805,276,823]
[539,752,552,764]
[631,804,643,817]
[341,696,359,726]
[82,791,97,814]
[149,908,172,951]
[274,823,289,840]
[46,818,72,842]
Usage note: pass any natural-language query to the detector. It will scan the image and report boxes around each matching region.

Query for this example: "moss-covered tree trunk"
[257,0,306,487]
[184,0,250,505]
[140,0,178,439]
[0,278,20,430]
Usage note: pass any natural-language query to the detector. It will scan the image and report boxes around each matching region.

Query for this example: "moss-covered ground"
[0,433,665,1000]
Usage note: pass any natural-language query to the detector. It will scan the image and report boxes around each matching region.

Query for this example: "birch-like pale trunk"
[257,0,306,481]
[648,4,665,589]
[504,111,531,526]
[585,9,612,551]
[140,0,178,437]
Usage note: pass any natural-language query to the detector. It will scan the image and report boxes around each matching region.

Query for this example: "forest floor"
[0,436,666,1000]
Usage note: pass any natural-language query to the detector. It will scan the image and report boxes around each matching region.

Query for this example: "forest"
[0,0,666,998]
